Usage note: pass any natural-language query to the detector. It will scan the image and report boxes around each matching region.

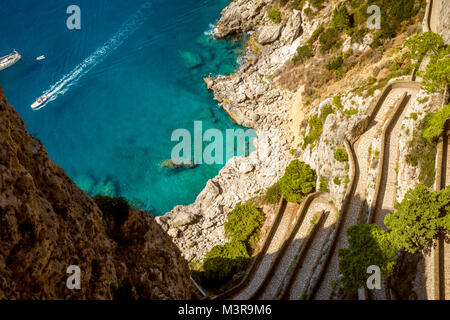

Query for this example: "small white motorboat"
[0,50,21,71]
[36,55,45,61]
[31,95,48,110]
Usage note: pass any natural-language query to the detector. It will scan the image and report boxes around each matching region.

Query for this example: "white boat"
[31,95,48,110]
[36,55,45,61]
[0,50,21,71]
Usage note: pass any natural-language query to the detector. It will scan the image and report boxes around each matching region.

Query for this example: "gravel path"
[232,202,299,300]
[314,89,405,300]
[373,89,419,229]
[257,196,335,300]
[287,202,338,300]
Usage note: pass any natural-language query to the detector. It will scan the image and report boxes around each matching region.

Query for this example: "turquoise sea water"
[0,0,245,215]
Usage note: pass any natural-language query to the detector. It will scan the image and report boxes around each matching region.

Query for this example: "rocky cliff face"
[0,87,196,300]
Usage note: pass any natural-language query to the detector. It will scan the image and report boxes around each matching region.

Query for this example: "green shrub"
[422,104,450,142]
[292,0,306,10]
[319,28,341,53]
[307,25,325,45]
[422,45,450,93]
[385,184,450,253]
[200,240,250,286]
[326,55,344,71]
[310,0,326,10]
[279,160,316,203]
[342,107,358,117]
[404,31,444,62]
[225,203,264,243]
[264,182,282,204]
[333,176,341,185]
[303,105,334,147]
[331,4,351,31]
[338,224,396,293]
[268,8,281,23]
[293,44,314,64]
[334,148,349,162]
[319,176,329,192]
[333,95,344,110]
[406,112,440,187]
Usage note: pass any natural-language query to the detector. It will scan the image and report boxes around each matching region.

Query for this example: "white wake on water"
[32,1,151,110]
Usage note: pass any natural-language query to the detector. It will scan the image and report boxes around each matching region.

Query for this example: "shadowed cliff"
[0,86,196,300]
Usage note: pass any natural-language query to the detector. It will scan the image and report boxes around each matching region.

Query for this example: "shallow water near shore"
[0,0,245,215]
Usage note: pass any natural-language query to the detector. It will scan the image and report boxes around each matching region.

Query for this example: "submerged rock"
[179,50,203,68]
[160,159,197,170]
[91,177,117,197]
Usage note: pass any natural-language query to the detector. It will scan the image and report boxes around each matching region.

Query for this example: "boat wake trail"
[32,1,151,110]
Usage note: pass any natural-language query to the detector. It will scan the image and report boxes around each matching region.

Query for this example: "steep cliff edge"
[0,87,196,300]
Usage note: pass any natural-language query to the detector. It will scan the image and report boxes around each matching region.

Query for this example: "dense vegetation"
[279,160,316,203]
[385,185,450,253]
[268,8,281,23]
[338,224,396,293]
[334,148,349,162]
[263,182,282,204]
[303,104,334,148]
[422,45,450,93]
[194,203,264,288]
[406,103,450,187]
[225,203,264,244]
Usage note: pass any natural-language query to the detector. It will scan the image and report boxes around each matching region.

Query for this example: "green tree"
[404,31,444,63]
[334,148,349,162]
[225,203,264,243]
[338,224,397,293]
[268,9,281,23]
[319,28,340,53]
[385,185,450,253]
[293,44,314,64]
[201,240,250,284]
[422,45,450,93]
[331,4,351,31]
[264,182,282,204]
[279,160,316,203]
[422,103,450,142]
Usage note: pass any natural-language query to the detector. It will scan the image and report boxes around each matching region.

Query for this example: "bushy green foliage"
[309,0,326,10]
[422,104,450,142]
[279,160,316,203]
[385,185,450,253]
[404,31,444,62]
[422,45,450,92]
[338,224,396,293]
[326,55,344,71]
[331,4,351,31]
[268,8,281,23]
[94,195,130,227]
[333,176,341,185]
[319,28,341,53]
[291,0,306,10]
[348,0,423,44]
[406,103,450,185]
[333,95,344,110]
[225,203,264,243]
[293,44,314,64]
[200,240,250,285]
[319,176,329,192]
[196,202,264,288]
[303,105,334,147]
[264,182,282,204]
[307,25,325,45]
[334,148,349,162]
